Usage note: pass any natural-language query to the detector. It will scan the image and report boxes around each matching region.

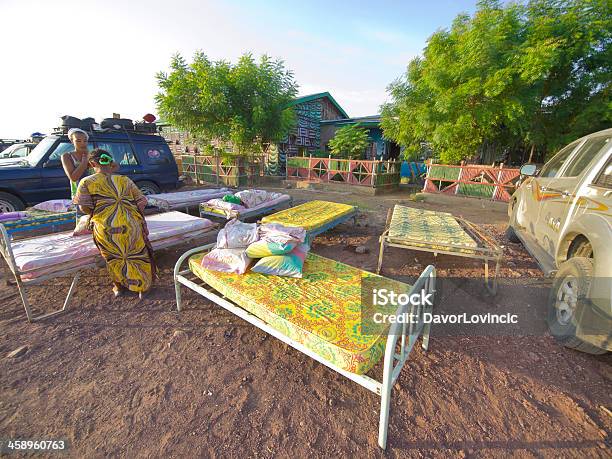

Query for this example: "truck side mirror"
[520,164,537,176]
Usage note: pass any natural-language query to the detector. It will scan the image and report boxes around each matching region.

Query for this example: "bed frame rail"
[173,243,436,449]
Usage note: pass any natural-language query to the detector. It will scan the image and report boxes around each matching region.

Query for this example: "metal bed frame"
[199,196,294,223]
[377,208,502,294]
[0,223,218,322]
[174,243,436,449]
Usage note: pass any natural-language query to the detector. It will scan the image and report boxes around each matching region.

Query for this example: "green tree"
[328,123,371,159]
[381,0,612,164]
[156,52,298,155]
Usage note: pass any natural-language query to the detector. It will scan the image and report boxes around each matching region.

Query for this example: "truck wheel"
[0,192,24,212]
[136,181,160,195]
[505,226,521,243]
[547,257,606,355]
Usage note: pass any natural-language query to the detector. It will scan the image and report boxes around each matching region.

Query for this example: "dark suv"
[0,130,182,211]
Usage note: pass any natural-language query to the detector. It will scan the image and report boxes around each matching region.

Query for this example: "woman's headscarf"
[67,128,89,140]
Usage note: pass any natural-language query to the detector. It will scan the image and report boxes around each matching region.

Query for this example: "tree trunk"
[527,144,535,163]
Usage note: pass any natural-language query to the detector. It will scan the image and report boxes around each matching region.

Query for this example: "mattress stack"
[146,188,231,211]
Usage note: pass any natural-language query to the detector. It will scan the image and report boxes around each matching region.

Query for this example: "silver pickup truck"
[507,128,611,354]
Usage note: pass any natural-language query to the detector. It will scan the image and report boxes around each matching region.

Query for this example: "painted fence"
[180,154,262,187]
[286,156,401,188]
[423,163,520,202]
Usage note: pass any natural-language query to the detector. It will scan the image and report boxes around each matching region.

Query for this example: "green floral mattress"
[260,200,356,232]
[387,205,478,252]
[189,252,408,375]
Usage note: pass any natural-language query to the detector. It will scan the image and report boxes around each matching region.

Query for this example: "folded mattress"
[200,194,291,219]
[260,200,356,232]
[387,205,478,252]
[147,188,231,210]
[11,212,216,279]
[2,210,77,234]
[189,252,408,375]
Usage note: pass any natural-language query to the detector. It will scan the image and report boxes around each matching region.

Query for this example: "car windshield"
[25,136,58,166]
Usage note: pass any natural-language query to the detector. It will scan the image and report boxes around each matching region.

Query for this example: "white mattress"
[147,188,231,210]
[205,194,291,218]
[10,212,216,280]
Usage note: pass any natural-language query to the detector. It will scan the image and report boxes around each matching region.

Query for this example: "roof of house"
[288,92,349,119]
[320,115,381,127]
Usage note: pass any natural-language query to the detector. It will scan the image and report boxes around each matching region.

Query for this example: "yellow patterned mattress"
[387,205,478,253]
[260,200,356,232]
[189,252,408,375]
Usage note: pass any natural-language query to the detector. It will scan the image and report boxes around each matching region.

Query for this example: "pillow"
[222,194,242,205]
[216,219,259,249]
[73,215,92,236]
[33,199,74,213]
[245,239,297,258]
[0,211,28,222]
[234,189,278,208]
[200,248,252,274]
[251,244,309,278]
[205,198,245,212]
[259,222,306,245]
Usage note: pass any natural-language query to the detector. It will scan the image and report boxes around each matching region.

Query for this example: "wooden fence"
[180,154,262,187]
[423,163,521,202]
[286,156,401,188]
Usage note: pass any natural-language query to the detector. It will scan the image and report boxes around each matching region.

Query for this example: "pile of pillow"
[204,190,284,216]
[200,219,309,278]
[32,199,75,213]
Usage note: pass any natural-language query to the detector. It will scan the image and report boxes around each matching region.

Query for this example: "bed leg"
[422,274,435,351]
[376,239,385,274]
[16,280,33,323]
[484,259,499,295]
[175,280,182,312]
[422,303,432,351]
[378,363,393,449]
[62,273,80,311]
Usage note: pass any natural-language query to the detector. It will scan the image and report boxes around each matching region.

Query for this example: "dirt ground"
[0,187,610,458]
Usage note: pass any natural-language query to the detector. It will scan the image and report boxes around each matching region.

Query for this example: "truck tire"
[136,181,160,195]
[0,191,25,212]
[547,257,607,355]
[505,226,521,244]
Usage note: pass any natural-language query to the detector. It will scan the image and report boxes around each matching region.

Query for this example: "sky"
[0,0,479,138]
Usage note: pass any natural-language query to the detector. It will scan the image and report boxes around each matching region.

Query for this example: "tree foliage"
[381,0,612,164]
[156,52,298,154]
[328,123,371,159]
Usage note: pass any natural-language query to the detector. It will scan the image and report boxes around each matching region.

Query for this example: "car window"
[560,136,610,178]
[539,141,579,178]
[593,157,612,189]
[47,142,78,162]
[95,142,139,166]
[12,146,28,157]
[138,143,173,165]
[47,142,95,162]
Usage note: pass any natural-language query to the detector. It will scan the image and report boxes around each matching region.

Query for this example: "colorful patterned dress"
[73,173,154,293]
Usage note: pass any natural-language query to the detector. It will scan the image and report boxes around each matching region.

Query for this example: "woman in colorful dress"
[73,149,155,299]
